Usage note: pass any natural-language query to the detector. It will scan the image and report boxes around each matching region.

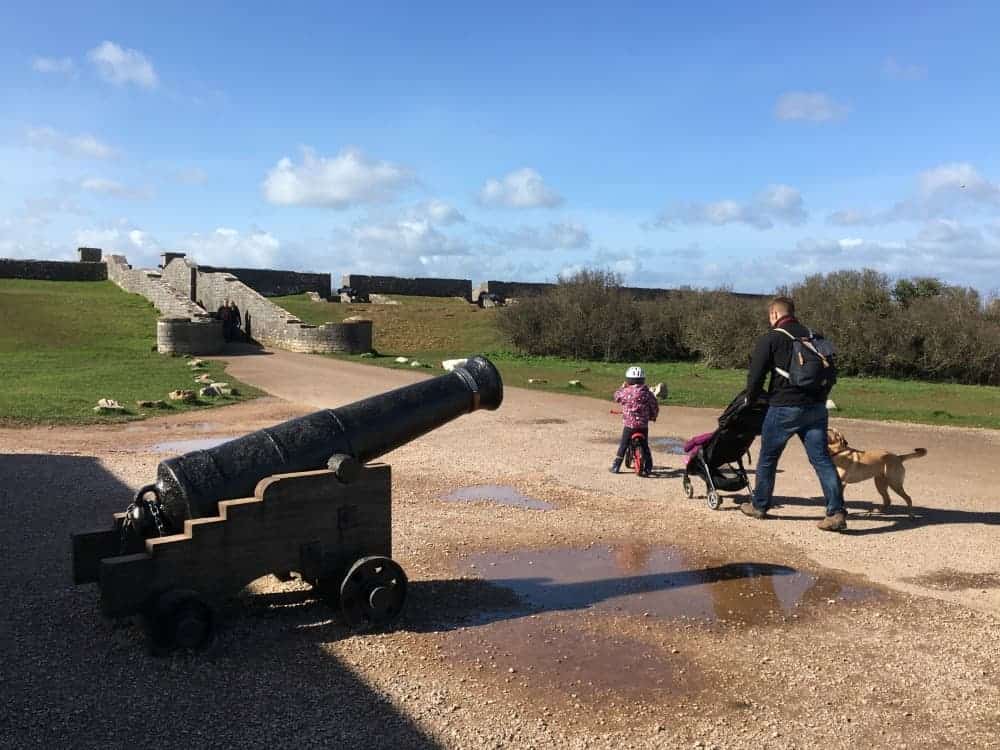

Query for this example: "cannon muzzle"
[153,355,502,529]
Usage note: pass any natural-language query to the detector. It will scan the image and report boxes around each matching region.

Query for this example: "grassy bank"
[0,279,259,425]
[275,293,1000,430]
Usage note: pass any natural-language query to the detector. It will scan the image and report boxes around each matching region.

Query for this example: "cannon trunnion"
[71,355,503,652]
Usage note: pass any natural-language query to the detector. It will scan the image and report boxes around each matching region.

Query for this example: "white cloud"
[32,56,75,75]
[829,163,1000,226]
[478,167,563,209]
[346,219,471,258]
[408,199,465,225]
[183,227,282,267]
[883,57,927,81]
[0,216,73,260]
[73,223,162,266]
[483,221,591,250]
[88,41,159,89]
[769,221,1000,289]
[775,92,850,122]
[653,184,807,230]
[80,177,152,200]
[262,147,413,208]
[26,126,118,160]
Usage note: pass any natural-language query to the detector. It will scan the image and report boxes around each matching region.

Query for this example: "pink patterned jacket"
[614,384,660,429]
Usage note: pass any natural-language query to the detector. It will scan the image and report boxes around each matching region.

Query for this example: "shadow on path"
[0,453,441,750]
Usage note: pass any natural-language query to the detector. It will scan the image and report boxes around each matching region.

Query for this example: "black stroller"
[681,390,768,510]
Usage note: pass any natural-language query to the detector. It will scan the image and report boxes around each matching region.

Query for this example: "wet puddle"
[151,437,234,454]
[650,436,687,455]
[443,612,700,699]
[464,545,876,623]
[443,485,554,511]
[906,568,1000,591]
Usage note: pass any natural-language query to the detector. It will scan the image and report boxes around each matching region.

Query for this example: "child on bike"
[611,366,659,476]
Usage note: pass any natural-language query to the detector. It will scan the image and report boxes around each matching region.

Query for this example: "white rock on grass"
[528,378,548,384]
[194,373,213,384]
[410,360,425,368]
[188,358,207,369]
[394,356,410,364]
[93,398,125,413]
[567,380,583,388]
[168,389,197,403]
[826,399,838,410]
[441,358,468,372]
[652,382,668,400]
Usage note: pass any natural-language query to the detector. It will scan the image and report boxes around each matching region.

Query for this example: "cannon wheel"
[339,556,407,630]
[148,589,214,653]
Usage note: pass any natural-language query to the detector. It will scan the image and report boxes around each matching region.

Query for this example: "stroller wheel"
[682,475,694,499]
[707,490,722,510]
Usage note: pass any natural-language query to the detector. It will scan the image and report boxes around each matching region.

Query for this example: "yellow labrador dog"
[826,427,926,514]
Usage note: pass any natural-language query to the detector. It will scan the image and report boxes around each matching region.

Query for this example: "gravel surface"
[2,348,998,749]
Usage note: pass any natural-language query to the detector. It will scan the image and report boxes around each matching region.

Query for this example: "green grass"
[0,279,259,425]
[256,293,1000,430]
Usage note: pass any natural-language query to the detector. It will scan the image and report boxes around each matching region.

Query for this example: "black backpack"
[773,328,837,396]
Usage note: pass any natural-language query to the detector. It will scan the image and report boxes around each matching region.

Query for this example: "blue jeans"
[752,404,845,516]
[616,426,653,472]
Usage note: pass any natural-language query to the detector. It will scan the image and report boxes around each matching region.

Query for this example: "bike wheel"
[631,439,644,476]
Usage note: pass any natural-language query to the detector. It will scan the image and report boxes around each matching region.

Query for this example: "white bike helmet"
[625,366,645,383]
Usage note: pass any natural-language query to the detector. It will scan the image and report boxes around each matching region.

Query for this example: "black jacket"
[746,316,825,407]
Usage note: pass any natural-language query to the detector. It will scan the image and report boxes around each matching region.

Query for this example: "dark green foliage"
[499,268,1000,385]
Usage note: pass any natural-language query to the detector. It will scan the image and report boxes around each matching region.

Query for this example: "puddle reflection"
[467,545,876,624]
[443,485,555,511]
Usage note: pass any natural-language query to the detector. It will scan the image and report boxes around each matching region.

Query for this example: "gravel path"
[2,348,998,748]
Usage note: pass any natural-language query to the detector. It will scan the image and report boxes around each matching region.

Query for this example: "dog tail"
[900,448,927,462]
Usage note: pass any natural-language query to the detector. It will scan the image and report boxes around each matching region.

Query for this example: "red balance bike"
[610,410,652,476]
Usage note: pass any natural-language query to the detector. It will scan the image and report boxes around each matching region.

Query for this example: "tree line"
[497,268,1000,385]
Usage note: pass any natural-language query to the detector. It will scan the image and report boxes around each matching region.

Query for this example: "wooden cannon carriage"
[71,356,503,651]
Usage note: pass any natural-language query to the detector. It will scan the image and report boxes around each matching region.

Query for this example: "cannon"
[71,355,502,652]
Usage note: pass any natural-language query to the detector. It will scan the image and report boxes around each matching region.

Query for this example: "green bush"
[499,268,1000,385]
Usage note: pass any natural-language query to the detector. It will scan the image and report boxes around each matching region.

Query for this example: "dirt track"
[2,348,998,749]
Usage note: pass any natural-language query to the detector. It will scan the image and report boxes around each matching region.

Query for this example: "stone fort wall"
[0,257,107,282]
[196,264,331,299]
[342,274,473,300]
[166,258,371,354]
[104,255,224,354]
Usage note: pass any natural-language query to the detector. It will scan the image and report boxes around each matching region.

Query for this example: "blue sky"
[3,1,1000,292]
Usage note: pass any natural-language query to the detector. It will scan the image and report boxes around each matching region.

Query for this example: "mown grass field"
[274,292,1000,430]
[0,279,258,425]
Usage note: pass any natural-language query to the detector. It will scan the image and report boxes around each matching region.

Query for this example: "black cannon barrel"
[154,355,503,528]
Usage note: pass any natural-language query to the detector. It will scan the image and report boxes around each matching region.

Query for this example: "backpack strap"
[772,327,794,378]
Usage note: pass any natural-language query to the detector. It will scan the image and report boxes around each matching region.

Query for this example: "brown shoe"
[817,512,847,531]
[740,502,767,519]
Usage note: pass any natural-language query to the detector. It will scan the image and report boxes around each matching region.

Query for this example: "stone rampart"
[342,274,472,300]
[104,255,224,354]
[184,260,371,353]
[0,258,107,281]
[199,265,332,299]
[156,318,224,355]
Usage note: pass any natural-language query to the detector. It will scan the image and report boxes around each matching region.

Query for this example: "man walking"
[742,297,846,531]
